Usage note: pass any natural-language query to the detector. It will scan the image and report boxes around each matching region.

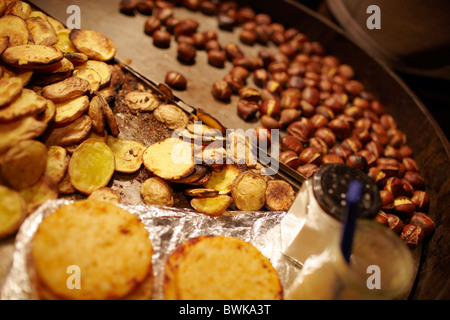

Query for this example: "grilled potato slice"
[153,104,189,130]
[54,29,76,53]
[68,138,115,194]
[75,60,112,88]
[0,15,29,47]
[26,16,58,46]
[167,165,209,184]
[106,135,145,173]
[184,188,219,198]
[101,96,120,136]
[190,195,232,216]
[87,95,105,133]
[142,138,195,180]
[1,139,48,190]
[54,95,89,124]
[5,1,31,19]
[87,186,121,204]
[0,76,23,108]
[44,145,69,184]
[41,76,90,102]
[0,185,27,239]
[69,29,117,61]
[0,116,47,154]
[19,175,58,214]
[140,176,174,207]
[196,108,227,135]
[57,169,76,194]
[1,45,63,68]
[0,88,47,122]
[44,114,92,146]
[46,15,65,33]
[265,180,296,211]
[73,68,102,93]
[231,171,267,211]
[35,99,56,123]
[34,57,74,74]
[124,91,159,112]
[204,164,241,195]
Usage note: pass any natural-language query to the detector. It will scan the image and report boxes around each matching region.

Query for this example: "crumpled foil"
[0,199,301,300]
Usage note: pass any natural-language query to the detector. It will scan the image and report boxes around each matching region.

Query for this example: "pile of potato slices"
[0,1,295,240]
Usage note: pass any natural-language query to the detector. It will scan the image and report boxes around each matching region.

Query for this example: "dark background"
[296,0,450,141]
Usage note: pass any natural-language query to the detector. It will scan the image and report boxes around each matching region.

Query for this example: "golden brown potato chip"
[44,145,69,184]
[184,188,219,198]
[190,195,232,216]
[68,138,115,194]
[231,171,267,211]
[19,175,58,214]
[0,88,48,122]
[26,16,58,46]
[46,15,65,33]
[35,99,55,123]
[1,44,63,68]
[153,104,189,130]
[88,186,121,204]
[34,57,74,74]
[75,60,112,88]
[101,97,120,136]
[63,52,88,64]
[54,95,89,124]
[73,68,102,93]
[0,15,29,47]
[41,76,90,102]
[124,91,159,112]
[265,180,296,211]
[0,76,23,108]
[0,185,27,239]
[196,108,227,135]
[0,116,47,153]
[69,29,117,61]
[1,139,48,190]
[106,135,145,173]
[44,114,92,146]
[204,164,241,195]
[87,95,105,133]
[140,176,174,207]
[142,138,195,180]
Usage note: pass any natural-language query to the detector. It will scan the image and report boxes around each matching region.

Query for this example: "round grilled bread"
[163,235,283,300]
[30,199,153,300]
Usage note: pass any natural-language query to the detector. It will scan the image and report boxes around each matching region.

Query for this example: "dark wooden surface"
[0,0,448,299]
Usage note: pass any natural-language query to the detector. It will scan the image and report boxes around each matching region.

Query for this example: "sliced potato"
[0,88,47,122]
[153,104,189,130]
[54,95,89,124]
[0,15,28,47]
[57,169,76,194]
[186,170,212,186]
[204,164,241,195]
[140,176,174,207]
[54,29,76,53]
[46,15,65,33]
[186,122,222,137]
[75,60,112,87]
[0,185,26,239]
[0,76,23,108]
[0,116,47,154]
[41,76,90,102]
[88,186,121,204]
[142,138,195,180]
[44,145,69,184]
[190,195,232,216]
[1,44,63,68]
[265,180,296,211]
[32,70,71,86]
[124,91,159,112]
[73,68,102,93]
[35,99,56,123]
[44,114,92,146]
[34,57,74,74]
[87,95,105,133]
[69,29,117,61]
[64,52,88,64]
[19,175,58,214]
[196,108,226,135]
[26,16,58,46]
[68,138,115,194]
[184,188,219,198]
[167,165,209,184]
[1,139,48,190]
[199,145,227,165]
[0,36,7,56]
[106,135,146,173]
[231,171,267,211]
[5,1,31,19]
[101,96,120,136]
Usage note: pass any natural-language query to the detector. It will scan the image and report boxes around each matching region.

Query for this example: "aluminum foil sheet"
[1,199,301,300]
